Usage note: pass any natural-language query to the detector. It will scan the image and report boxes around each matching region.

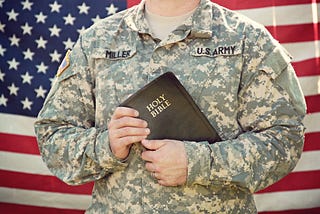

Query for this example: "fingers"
[109,107,146,127]
[141,140,188,186]
[147,163,187,187]
[111,128,150,146]
[141,139,165,151]
[108,107,150,160]
[109,116,148,131]
[111,107,139,120]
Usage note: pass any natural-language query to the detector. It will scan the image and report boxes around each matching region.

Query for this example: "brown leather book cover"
[120,72,220,144]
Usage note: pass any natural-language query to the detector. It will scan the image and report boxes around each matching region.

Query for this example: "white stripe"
[1,105,316,139]
[283,41,320,62]
[293,150,320,172]
[0,151,52,175]
[303,112,320,134]
[1,142,319,177]
[238,3,318,26]
[0,187,90,210]
[312,2,320,24]
[0,113,36,136]
[0,101,319,139]
[299,75,320,97]
[1,89,315,154]
[254,189,320,212]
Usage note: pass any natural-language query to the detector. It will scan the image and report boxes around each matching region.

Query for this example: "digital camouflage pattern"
[35,0,306,213]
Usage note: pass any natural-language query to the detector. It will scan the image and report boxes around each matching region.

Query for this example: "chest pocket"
[91,46,144,105]
[186,40,243,100]
[187,40,244,140]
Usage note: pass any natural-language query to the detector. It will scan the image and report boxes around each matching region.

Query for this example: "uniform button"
[178,42,187,49]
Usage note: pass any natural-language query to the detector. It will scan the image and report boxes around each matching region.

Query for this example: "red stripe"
[259,207,320,214]
[127,0,139,8]
[1,96,319,155]
[0,170,93,195]
[0,133,39,155]
[257,170,320,193]
[266,23,319,44]
[2,128,318,155]
[305,95,320,113]
[304,132,320,151]
[2,168,319,196]
[213,0,317,10]
[0,203,85,214]
[293,58,320,77]
[127,0,318,9]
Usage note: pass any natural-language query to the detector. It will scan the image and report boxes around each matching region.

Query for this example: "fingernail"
[143,121,148,127]
[145,128,150,134]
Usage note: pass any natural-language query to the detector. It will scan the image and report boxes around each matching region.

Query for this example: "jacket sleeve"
[34,35,127,185]
[185,28,306,193]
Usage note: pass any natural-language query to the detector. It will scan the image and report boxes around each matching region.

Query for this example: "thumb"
[141,139,165,150]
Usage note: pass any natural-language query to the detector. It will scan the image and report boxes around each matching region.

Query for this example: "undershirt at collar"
[145,6,197,40]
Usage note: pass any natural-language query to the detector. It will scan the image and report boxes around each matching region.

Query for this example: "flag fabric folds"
[1,0,319,213]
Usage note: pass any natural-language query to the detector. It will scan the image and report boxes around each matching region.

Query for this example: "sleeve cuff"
[95,130,128,172]
[184,141,213,186]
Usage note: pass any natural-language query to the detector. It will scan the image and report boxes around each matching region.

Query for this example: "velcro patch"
[56,50,71,77]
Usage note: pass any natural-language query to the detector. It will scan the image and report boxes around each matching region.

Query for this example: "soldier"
[35,0,306,213]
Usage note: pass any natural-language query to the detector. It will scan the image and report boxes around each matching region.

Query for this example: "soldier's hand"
[141,139,188,186]
[108,107,150,160]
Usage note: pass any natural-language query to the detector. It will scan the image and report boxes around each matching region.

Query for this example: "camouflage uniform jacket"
[35,0,306,213]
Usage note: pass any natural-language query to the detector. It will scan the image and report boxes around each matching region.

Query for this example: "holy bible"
[120,72,220,144]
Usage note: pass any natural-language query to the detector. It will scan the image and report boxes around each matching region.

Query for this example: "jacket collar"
[124,0,214,39]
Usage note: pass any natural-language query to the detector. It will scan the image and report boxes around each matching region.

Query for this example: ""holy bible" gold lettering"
[146,94,171,118]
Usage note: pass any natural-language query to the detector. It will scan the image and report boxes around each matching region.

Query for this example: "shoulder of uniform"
[80,7,135,38]
[212,2,267,37]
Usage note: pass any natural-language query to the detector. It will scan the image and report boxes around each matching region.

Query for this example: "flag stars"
[0,21,5,32]
[106,4,118,15]
[36,62,48,74]
[0,0,4,8]
[63,38,74,50]
[78,2,90,15]
[21,97,33,110]
[0,70,5,82]
[35,12,47,24]
[63,13,76,25]
[35,85,47,98]
[23,48,35,61]
[49,24,61,37]
[7,58,20,70]
[9,34,20,47]
[8,83,19,96]
[50,50,62,62]
[7,9,19,21]
[21,71,33,84]
[35,36,47,49]
[21,22,33,35]
[21,0,33,11]
[0,94,8,107]
[0,44,6,56]
[92,15,102,24]
[77,26,86,35]
[50,1,62,13]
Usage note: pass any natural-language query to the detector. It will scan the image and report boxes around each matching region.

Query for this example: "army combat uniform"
[35,0,306,213]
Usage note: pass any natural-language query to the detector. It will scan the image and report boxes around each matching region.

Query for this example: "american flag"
[0,0,319,213]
